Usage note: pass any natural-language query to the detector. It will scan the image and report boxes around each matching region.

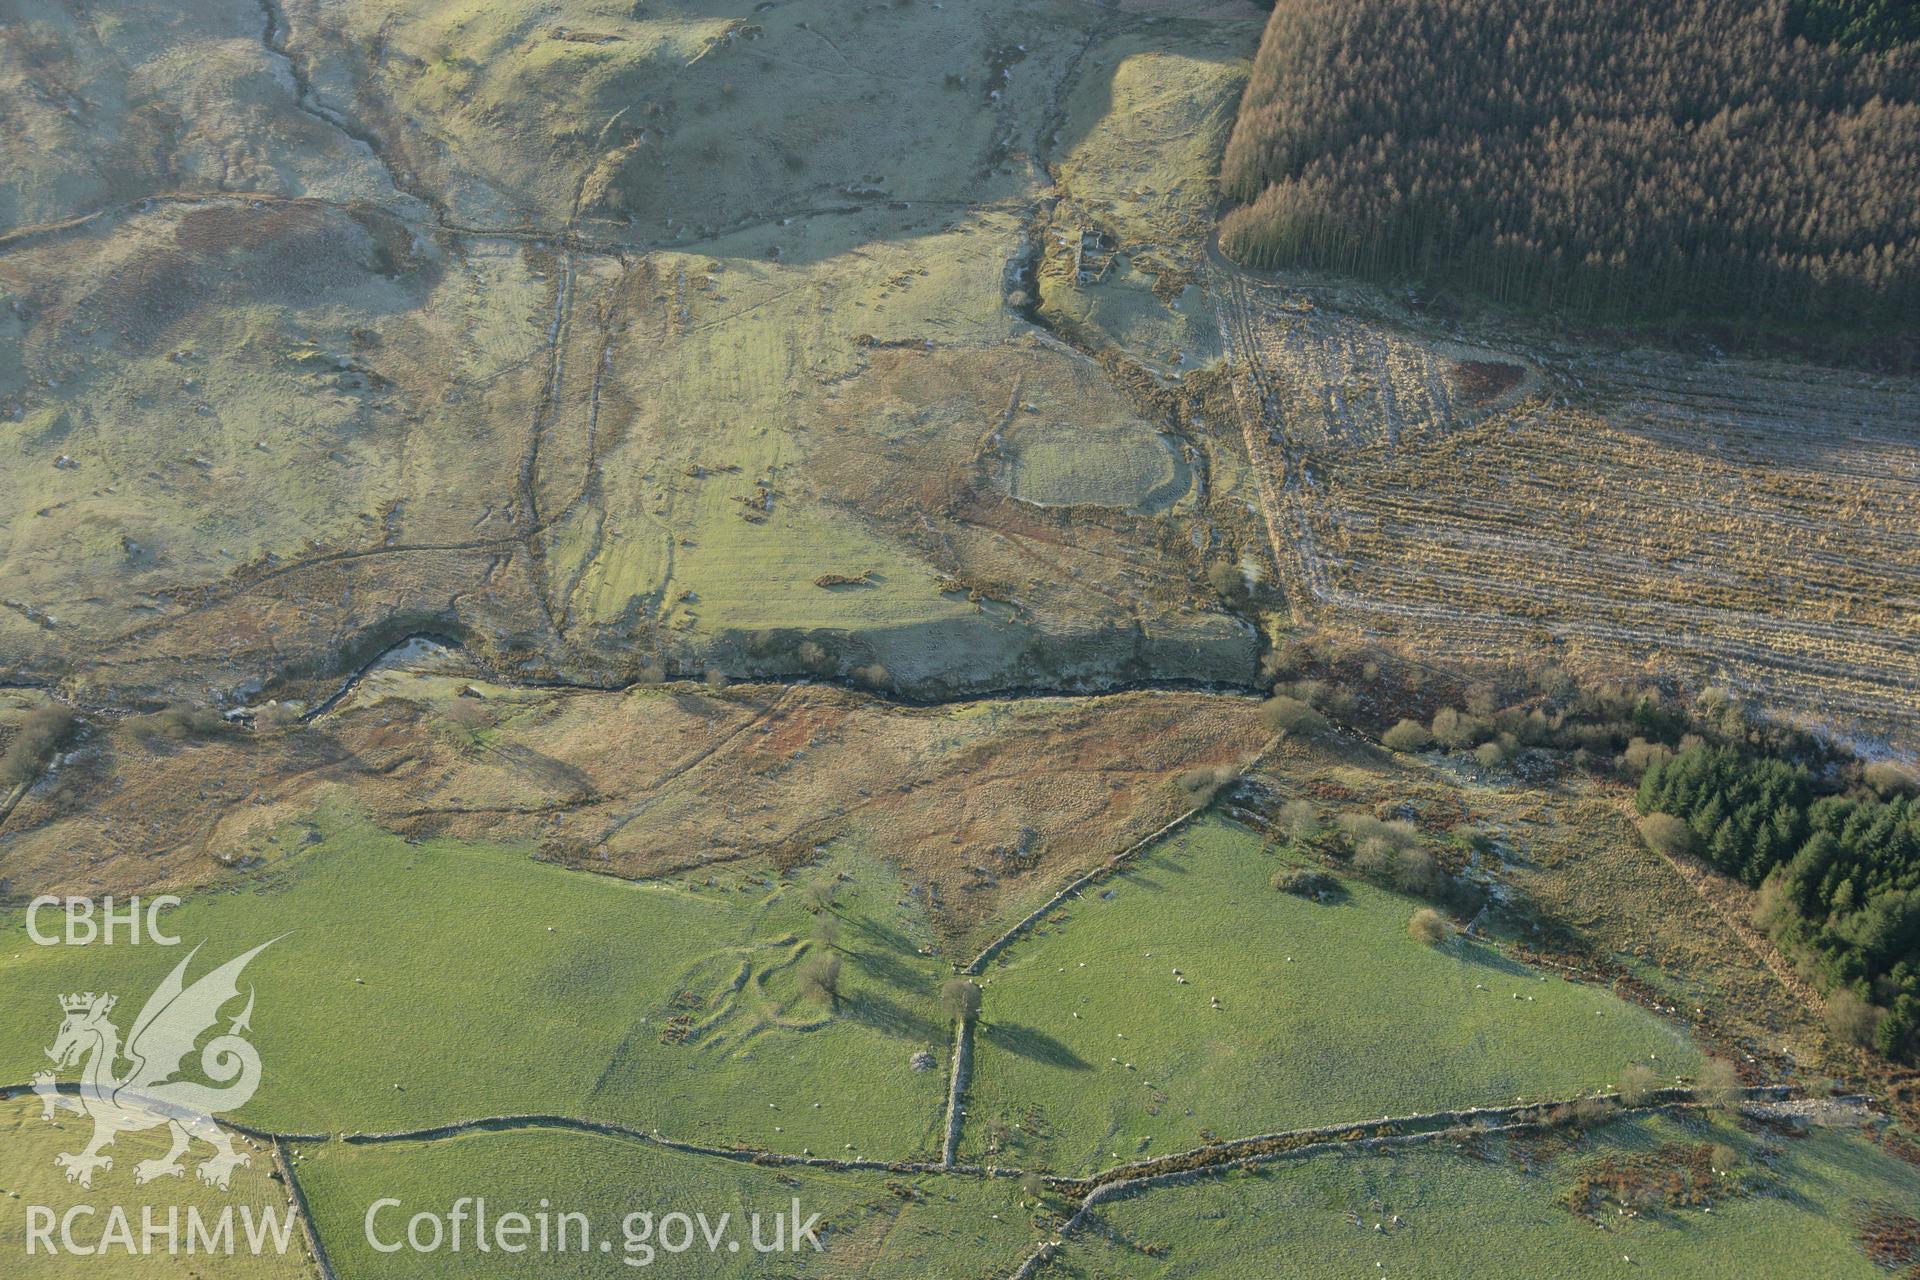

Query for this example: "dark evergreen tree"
[1639,744,1920,1062]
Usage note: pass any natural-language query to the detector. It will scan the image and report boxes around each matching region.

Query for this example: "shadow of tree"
[486,741,596,798]
[843,910,920,956]
[980,1021,1091,1070]
[848,940,935,997]
[843,990,946,1043]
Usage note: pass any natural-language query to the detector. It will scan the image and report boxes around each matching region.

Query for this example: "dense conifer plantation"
[1638,746,1920,1062]
[1221,0,1920,325]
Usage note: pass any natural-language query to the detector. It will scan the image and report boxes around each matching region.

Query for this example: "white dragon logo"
[32,939,278,1191]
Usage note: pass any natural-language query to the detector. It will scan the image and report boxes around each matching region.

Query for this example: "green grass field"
[960,818,1702,1174]
[1050,1111,1918,1279]
[296,1126,1043,1278]
[0,1096,311,1279]
[0,816,951,1159]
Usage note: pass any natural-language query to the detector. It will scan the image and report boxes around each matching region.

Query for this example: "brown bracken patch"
[1856,1204,1920,1277]
[1450,359,1525,403]
[1564,1142,1725,1221]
